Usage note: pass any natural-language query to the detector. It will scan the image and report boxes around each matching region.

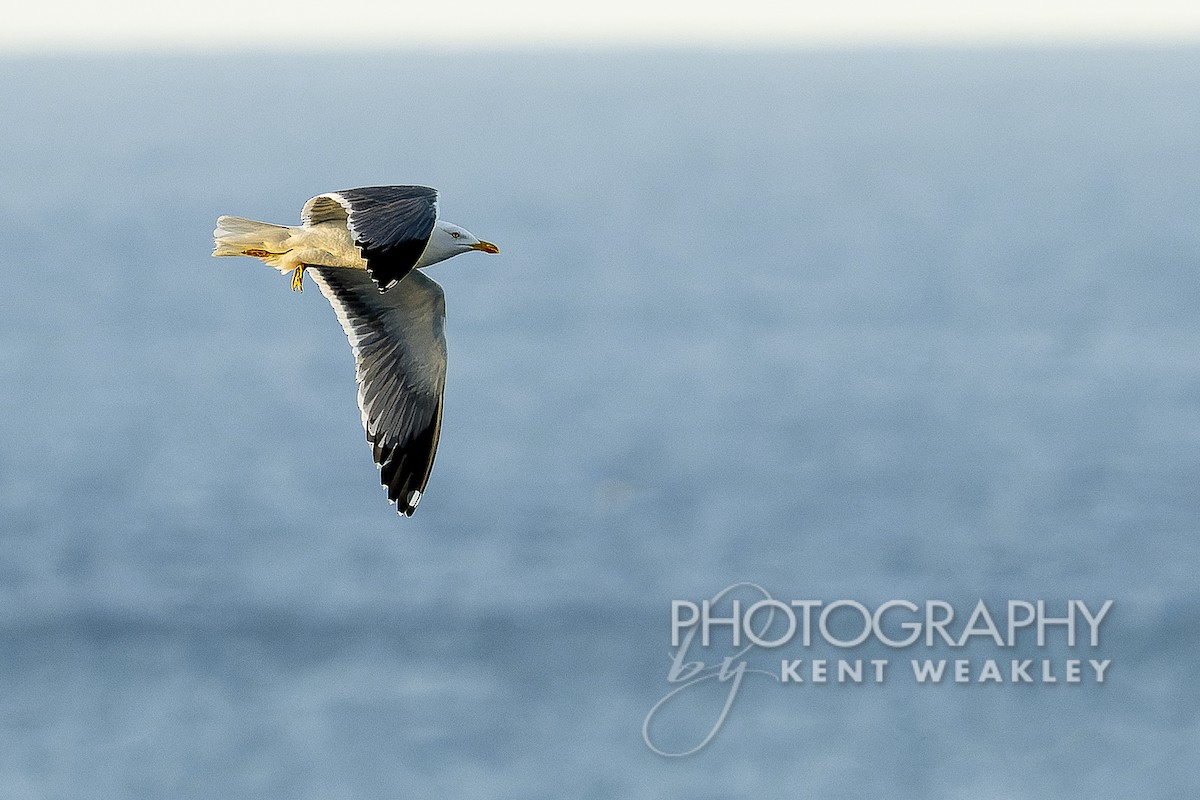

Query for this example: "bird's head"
[418,220,499,268]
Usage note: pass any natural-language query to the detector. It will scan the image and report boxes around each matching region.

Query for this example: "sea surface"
[0,48,1198,798]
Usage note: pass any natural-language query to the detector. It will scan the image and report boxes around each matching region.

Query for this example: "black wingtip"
[374,418,439,518]
[392,491,420,516]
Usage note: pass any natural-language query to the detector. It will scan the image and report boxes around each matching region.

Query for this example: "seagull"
[213,186,499,516]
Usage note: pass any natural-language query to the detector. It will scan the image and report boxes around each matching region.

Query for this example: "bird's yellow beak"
[472,240,500,254]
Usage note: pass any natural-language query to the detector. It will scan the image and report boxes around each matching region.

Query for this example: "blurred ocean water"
[0,48,1198,797]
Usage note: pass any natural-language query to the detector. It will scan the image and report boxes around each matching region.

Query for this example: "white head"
[415,220,499,269]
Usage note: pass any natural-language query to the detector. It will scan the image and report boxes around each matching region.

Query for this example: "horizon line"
[5,33,1200,59]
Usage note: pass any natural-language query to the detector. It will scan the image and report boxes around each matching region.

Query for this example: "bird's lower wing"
[309,266,448,516]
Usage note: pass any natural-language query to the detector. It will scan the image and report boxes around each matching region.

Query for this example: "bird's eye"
[450,231,461,239]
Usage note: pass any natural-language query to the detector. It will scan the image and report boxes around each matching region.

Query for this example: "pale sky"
[4,0,1200,53]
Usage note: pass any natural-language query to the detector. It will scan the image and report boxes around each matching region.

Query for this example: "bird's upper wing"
[302,186,439,292]
[309,266,447,516]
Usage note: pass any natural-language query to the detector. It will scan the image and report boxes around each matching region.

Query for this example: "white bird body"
[213,217,484,275]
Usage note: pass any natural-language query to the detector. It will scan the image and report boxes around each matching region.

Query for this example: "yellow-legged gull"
[213,185,499,516]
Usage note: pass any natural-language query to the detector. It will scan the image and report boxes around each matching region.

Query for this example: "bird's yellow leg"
[291,265,305,292]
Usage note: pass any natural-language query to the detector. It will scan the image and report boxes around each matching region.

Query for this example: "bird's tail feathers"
[212,216,293,261]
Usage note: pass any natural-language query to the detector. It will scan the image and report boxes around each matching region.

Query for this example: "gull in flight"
[213,186,498,516]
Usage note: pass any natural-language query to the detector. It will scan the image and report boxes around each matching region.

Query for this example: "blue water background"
[0,48,1198,797]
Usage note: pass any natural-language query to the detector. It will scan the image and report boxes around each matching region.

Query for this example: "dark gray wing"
[302,186,439,292]
[309,266,447,516]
